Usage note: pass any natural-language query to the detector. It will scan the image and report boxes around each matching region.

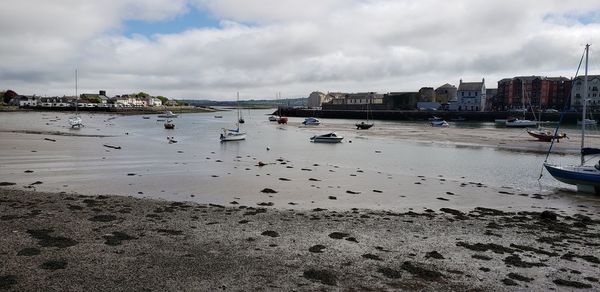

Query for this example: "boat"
[527,128,567,142]
[68,70,84,129]
[277,116,288,124]
[268,116,277,122]
[430,120,449,127]
[142,116,150,119]
[356,121,373,130]
[356,101,374,129]
[494,118,507,125]
[237,92,245,124]
[220,93,247,142]
[577,119,597,126]
[220,128,246,141]
[158,111,178,118]
[164,120,175,129]
[527,108,567,142]
[505,118,537,127]
[544,44,600,194]
[302,117,321,125]
[214,115,223,118]
[310,132,343,143]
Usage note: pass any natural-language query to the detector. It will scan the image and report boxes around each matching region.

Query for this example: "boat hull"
[544,163,600,194]
[311,137,343,143]
[505,120,537,127]
[356,123,373,130]
[220,133,246,141]
[527,130,567,142]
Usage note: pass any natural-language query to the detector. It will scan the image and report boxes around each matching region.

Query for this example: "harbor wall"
[278,108,587,124]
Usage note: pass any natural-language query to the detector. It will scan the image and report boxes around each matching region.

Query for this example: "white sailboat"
[68,70,83,129]
[505,83,536,127]
[544,44,600,194]
[220,92,247,142]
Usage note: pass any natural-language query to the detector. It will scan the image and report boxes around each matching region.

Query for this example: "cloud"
[1,0,600,99]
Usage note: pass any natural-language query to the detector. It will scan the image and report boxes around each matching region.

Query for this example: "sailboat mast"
[581,44,590,166]
[237,92,240,121]
[75,69,78,114]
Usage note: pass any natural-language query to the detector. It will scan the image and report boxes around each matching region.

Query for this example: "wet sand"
[1,188,599,291]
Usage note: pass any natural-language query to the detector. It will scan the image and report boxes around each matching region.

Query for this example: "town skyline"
[1,1,599,100]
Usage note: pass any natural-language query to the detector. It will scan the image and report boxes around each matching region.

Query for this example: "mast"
[75,69,78,114]
[581,44,590,166]
[236,91,240,121]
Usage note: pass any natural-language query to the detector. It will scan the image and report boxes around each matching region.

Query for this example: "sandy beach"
[1,188,599,291]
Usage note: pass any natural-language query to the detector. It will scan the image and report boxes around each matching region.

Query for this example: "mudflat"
[1,188,599,291]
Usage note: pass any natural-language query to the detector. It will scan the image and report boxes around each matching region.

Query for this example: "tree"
[156,96,168,104]
[136,92,149,98]
[3,90,17,104]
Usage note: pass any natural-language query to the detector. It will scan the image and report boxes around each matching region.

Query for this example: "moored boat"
[526,129,567,142]
[220,128,246,141]
[505,118,537,127]
[303,117,320,125]
[430,120,449,127]
[164,120,175,129]
[268,116,277,122]
[310,132,343,143]
[544,44,600,194]
[577,118,597,126]
[158,111,178,118]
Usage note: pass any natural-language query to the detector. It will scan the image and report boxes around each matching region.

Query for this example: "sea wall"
[278,108,586,124]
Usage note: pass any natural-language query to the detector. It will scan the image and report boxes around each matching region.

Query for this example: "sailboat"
[68,69,83,129]
[220,92,247,142]
[356,99,374,130]
[237,92,245,124]
[527,108,567,142]
[505,82,536,127]
[544,44,600,194]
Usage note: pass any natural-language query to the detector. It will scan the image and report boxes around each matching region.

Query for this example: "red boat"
[277,116,288,124]
[527,129,567,142]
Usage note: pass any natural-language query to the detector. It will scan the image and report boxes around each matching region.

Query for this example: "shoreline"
[0,106,219,115]
[1,188,598,291]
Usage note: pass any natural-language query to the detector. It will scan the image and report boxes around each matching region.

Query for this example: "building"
[383,92,420,110]
[418,87,435,102]
[571,75,600,110]
[485,88,497,111]
[434,84,457,104]
[452,79,486,111]
[19,95,37,107]
[307,91,327,108]
[321,92,385,110]
[80,90,109,105]
[497,76,571,110]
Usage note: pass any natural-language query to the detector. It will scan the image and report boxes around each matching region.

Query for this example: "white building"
[451,79,486,111]
[571,75,600,108]
[19,96,37,107]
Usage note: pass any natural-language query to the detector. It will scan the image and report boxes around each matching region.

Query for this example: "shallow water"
[1,110,599,212]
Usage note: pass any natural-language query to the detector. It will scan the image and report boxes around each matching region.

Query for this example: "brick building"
[496,76,571,110]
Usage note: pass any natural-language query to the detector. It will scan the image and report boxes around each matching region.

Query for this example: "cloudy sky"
[1,0,600,100]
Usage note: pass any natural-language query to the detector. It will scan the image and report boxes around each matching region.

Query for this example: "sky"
[1,0,600,100]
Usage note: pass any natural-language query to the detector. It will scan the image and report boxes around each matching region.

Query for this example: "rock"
[362,253,382,261]
[377,267,401,279]
[328,196,337,200]
[328,232,349,239]
[261,230,279,237]
[540,210,557,221]
[303,269,337,286]
[425,251,445,259]
[261,188,277,194]
[309,244,326,253]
